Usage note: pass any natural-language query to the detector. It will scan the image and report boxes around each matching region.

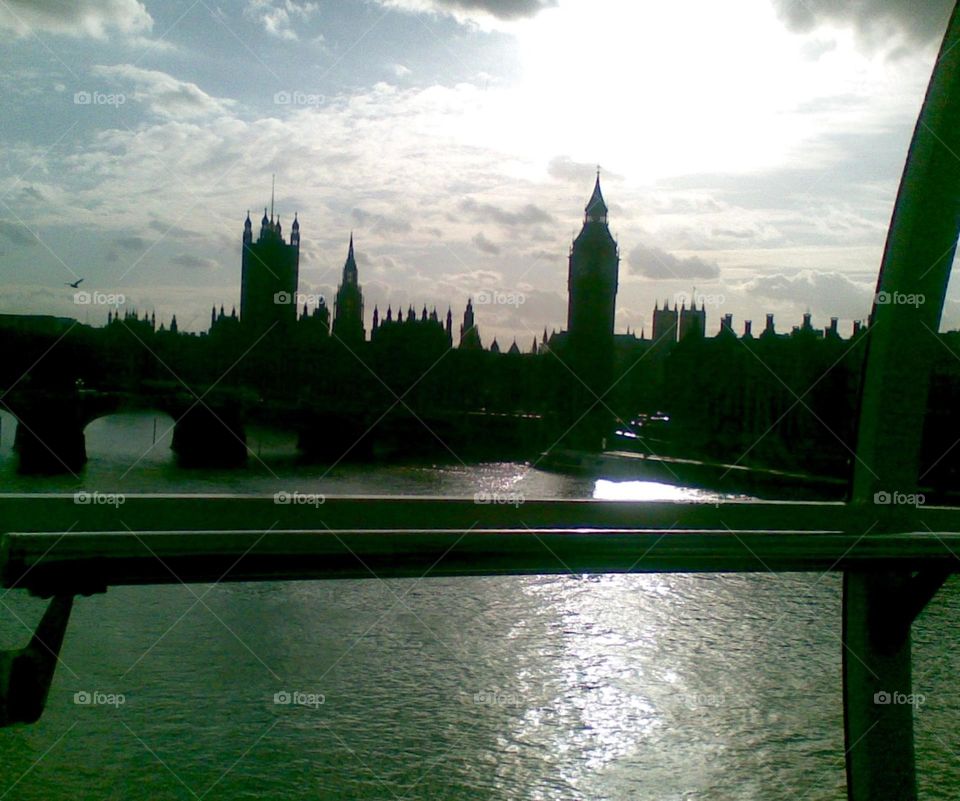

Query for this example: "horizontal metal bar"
[4,493,957,535]
[4,528,960,594]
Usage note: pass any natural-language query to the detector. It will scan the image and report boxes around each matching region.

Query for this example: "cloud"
[114,235,148,251]
[772,0,953,47]
[171,253,220,271]
[244,0,319,41]
[351,207,412,235]
[472,231,501,255]
[459,197,554,228]
[627,242,720,280]
[18,185,46,203]
[738,269,873,319]
[0,0,153,39]
[547,156,599,183]
[91,64,235,119]
[378,0,555,25]
[0,220,35,246]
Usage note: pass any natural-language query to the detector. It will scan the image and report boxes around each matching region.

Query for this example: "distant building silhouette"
[459,298,482,349]
[679,299,705,340]
[209,304,239,337]
[559,173,621,448]
[652,300,678,343]
[566,174,619,352]
[240,204,299,335]
[332,234,365,346]
[298,297,330,337]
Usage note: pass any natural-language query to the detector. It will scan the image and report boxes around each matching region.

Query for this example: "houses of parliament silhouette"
[4,175,960,499]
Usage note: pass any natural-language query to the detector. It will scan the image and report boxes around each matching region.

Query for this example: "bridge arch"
[4,390,249,474]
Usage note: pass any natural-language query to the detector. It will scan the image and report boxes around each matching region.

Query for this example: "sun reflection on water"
[592,478,725,503]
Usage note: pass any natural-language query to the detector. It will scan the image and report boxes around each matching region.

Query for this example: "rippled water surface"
[1,412,958,800]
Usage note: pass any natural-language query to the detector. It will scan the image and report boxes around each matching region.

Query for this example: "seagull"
[65,278,84,288]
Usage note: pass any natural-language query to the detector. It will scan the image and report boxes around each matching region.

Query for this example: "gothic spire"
[585,171,608,223]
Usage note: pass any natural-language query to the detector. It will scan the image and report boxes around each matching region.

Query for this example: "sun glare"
[505,0,881,182]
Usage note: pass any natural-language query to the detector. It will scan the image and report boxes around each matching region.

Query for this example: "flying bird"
[65,278,84,288]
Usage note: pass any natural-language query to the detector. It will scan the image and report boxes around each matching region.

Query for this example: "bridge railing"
[2,495,960,592]
[0,493,958,801]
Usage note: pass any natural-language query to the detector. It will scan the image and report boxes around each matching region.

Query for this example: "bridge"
[1,385,553,473]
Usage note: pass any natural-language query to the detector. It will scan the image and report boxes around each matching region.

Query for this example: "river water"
[0,412,958,800]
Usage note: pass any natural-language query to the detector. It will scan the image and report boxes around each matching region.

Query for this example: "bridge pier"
[171,404,248,468]
[8,396,87,475]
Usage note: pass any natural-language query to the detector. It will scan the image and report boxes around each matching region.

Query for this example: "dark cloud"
[19,186,45,203]
[0,0,153,38]
[738,269,873,319]
[627,242,720,280]
[0,219,35,246]
[387,0,556,22]
[114,235,148,251]
[171,253,220,271]
[773,0,953,46]
[472,232,501,255]
[459,197,554,228]
[446,0,554,20]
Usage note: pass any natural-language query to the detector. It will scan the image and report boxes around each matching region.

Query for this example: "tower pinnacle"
[585,172,608,224]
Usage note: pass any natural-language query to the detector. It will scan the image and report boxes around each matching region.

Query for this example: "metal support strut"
[0,595,74,726]
[842,1,960,798]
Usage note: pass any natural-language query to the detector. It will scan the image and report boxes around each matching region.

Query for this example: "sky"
[0,0,957,345]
